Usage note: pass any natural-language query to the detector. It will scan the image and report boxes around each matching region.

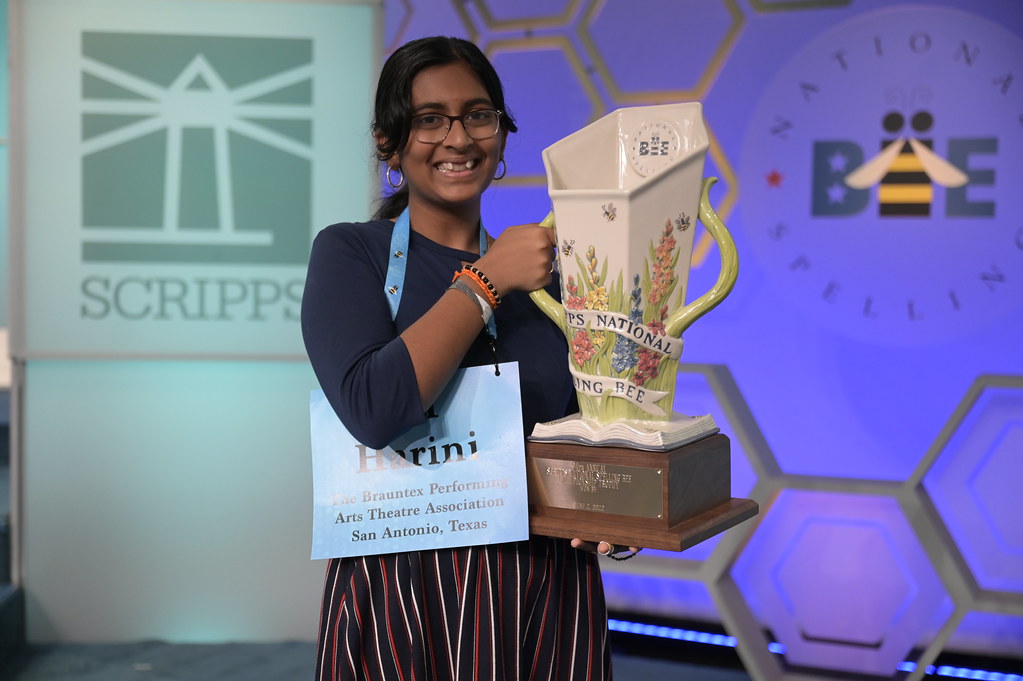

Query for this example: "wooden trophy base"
[525,433,758,552]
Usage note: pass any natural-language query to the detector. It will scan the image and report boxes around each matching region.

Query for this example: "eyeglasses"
[410,109,502,144]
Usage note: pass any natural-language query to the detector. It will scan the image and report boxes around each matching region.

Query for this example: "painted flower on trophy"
[581,245,610,349]
[635,317,667,386]
[564,275,586,310]
[632,219,681,387]
[563,241,617,374]
[611,274,643,372]
[586,287,609,312]
[648,219,679,310]
[571,329,596,366]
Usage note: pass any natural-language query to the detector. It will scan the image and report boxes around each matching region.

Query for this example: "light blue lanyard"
[384,207,497,337]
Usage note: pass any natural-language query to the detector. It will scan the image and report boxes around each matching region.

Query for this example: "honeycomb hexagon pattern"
[923,381,1023,595]
[473,0,580,30]
[748,0,851,12]
[581,0,743,103]
[731,489,952,676]
[488,37,602,181]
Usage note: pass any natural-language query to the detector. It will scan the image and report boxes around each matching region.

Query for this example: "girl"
[302,36,612,680]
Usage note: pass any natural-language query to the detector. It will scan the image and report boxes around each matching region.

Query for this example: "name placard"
[310,363,528,559]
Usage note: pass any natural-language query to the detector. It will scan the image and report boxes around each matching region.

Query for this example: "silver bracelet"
[449,278,494,326]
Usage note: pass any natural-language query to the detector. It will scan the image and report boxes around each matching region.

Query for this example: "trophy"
[526,103,758,551]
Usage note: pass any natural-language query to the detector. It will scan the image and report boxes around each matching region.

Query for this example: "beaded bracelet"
[448,278,493,326]
[460,265,501,309]
[453,264,501,309]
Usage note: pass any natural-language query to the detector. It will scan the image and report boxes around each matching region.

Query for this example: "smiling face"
[389,61,507,223]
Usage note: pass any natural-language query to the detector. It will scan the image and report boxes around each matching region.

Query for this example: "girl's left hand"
[570,538,642,556]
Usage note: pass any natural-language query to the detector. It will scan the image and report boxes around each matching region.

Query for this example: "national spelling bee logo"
[740,7,1023,343]
[812,87,985,220]
[78,32,314,324]
[80,32,313,266]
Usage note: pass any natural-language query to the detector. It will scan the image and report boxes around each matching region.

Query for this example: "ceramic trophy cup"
[524,103,757,550]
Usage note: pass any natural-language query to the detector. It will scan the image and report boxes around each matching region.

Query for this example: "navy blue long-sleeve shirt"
[301,218,576,449]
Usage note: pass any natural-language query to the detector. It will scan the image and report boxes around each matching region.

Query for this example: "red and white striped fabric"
[314,537,611,680]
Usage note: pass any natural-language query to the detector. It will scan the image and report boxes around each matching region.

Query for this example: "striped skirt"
[314,537,611,681]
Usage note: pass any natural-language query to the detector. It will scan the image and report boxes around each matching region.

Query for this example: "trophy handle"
[528,211,566,328]
[665,177,738,338]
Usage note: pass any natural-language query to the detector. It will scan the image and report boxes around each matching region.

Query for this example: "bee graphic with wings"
[844,87,968,217]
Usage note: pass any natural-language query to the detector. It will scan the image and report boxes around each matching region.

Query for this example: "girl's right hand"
[473,222,557,296]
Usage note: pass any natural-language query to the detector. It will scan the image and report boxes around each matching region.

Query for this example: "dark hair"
[372,36,518,220]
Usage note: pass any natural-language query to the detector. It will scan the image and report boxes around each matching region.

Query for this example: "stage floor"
[4,641,752,681]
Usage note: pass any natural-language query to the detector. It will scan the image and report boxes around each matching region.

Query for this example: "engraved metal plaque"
[526,458,663,519]
[525,435,758,551]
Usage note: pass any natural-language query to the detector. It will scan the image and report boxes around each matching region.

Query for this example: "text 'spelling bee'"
[844,106,967,217]
[602,202,617,221]
[560,239,575,257]
[674,213,691,232]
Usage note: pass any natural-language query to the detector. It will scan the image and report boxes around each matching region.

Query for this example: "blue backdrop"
[378,0,1023,676]
[5,0,1020,677]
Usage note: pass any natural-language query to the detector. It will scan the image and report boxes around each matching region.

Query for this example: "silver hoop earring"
[494,158,507,181]
[386,167,404,189]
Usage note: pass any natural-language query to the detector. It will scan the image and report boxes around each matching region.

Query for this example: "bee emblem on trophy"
[844,88,967,217]
[674,212,691,232]
[560,238,575,257]
[602,202,617,221]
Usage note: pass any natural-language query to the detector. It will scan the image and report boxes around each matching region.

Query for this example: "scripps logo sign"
[78,32,312,322]
[740,7,1023,342]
